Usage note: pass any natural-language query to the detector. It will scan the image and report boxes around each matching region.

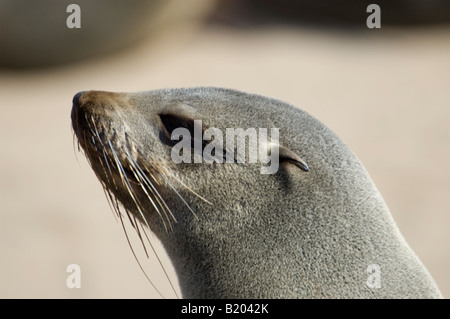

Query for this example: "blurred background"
[0,0,449,298]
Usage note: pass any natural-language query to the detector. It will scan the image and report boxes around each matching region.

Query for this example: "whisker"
[133,214,150,258]
[72,128,82,166]
[138,218,181,299]
[89,116,118,189]
[123,138,203,224]
[76,120,183,299]
[163,168,212,206]
[117,207,166,299]
[101,184,120,223]
[101,178,172,298]
[107,139,152,232]
[110,182,180,299]
[136,148,200,221]
[123,146,176,229]
[118,143,181,298]
[125,135,200,206]
[106,181,180,299]
[127,161,172,232]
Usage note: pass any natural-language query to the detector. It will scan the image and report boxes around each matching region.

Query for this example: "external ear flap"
[277,145,309,172]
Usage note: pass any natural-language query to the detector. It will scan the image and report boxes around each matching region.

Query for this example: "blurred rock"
[0,0,216,69]
[211,0,450,28]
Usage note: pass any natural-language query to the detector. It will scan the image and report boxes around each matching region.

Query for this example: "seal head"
[71,87,442,298]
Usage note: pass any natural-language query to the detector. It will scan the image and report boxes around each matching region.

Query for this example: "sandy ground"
[0,18,449,298]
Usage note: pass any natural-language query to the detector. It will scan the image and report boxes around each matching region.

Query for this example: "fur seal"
[71,87,442,298]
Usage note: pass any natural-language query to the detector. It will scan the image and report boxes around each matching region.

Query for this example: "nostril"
[72,91,84,107]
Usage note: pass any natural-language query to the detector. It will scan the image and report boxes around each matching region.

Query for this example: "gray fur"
[72,87,442,298]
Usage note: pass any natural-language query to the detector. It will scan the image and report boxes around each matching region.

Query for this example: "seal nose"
[72,91,84,107]
[71,91,88,133]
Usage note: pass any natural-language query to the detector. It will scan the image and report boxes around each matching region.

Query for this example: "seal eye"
[159,114,195,141]
[158,113,205,154]
[158,113,231,163]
